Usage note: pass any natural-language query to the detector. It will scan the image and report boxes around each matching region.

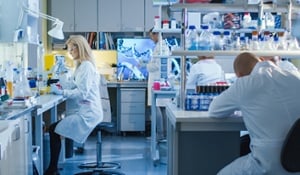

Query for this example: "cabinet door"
[50,0,75,32]
[145,0,159,31]
[121,0,144,31]
[98,0,121,32]
[74,0,98,32]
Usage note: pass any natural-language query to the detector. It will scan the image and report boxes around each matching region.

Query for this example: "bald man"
[208,52,300,175]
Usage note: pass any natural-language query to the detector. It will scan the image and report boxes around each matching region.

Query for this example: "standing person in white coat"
[147,27,171,140]
[45,35,103,175]
[208,52,300,175]
[186,55,224,91]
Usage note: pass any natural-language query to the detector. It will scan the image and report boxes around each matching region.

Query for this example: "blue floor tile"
[57,135,167,175]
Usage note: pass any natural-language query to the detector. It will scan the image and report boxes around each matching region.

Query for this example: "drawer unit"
[120,88,146,132]
[121,103,145,114]
[120,114,145,131]
[120,89,145,103]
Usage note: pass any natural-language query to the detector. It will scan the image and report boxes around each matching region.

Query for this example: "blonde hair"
[65,35,95,68]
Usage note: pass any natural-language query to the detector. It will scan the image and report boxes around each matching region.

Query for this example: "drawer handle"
[12,124,20,141]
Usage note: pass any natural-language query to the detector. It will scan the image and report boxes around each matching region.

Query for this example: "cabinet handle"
[24,118,30,133]
[12,124,20,141]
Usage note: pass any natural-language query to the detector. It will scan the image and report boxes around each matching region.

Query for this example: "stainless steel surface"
[0,107,34,120]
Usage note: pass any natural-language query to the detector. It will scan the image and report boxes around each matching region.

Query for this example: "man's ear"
[235,72,242,78]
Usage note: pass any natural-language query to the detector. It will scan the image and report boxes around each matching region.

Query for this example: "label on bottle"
[171,19,176,29]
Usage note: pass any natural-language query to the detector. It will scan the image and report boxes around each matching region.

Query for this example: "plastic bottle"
[154,16,161,29]
[37,41,45,93]
[242,12,252,28]
[265,12,275,29]
[198,24,212,50]
[250,30,260,50]
[239,33,249,50]
[6,64,14,98]
[212,31,223,50]
[262,31,274,50]
[185,25,198,50]
[171,18,177,29]
[275,31,287,50]
[223,31,233,50]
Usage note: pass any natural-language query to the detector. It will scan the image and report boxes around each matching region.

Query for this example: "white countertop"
[35,94,66,114]
[166,103,246,131]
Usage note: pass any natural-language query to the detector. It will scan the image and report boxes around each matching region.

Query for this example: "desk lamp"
[14,5,64,42]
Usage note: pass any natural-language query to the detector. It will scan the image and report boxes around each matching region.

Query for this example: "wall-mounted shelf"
[152,28,182,33]
[172,49,300,58]
[153,27,286,34]
[170,2,300,13]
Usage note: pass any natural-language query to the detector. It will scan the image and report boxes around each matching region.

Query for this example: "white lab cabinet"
[98,0,145,32]
[121,0,145,31]
[50,0,98,32]
[0,114,32,175]
[0,122,10,175]
[120,88,146,132]
[98,0,121,32]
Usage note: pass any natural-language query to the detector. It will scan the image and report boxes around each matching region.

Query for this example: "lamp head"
[48,20,64,40]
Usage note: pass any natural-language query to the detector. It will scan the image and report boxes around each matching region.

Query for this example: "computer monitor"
[116,38,155,80]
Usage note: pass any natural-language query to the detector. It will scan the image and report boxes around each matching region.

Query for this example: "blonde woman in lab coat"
[45,35,103,175]
[209,52,300,175]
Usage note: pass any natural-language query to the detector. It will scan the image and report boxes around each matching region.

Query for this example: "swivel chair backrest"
[99,75,111,123]
[281,118,300,172]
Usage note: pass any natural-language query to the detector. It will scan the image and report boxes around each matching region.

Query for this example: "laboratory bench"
[166,103,246,175]
[0,104,35,175]
[0,94,66,175]
[151,89,177,165]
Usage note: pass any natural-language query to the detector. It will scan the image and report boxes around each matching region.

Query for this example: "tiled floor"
[55,134,167,175]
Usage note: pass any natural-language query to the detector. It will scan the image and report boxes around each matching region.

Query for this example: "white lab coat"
[278,60,298,72]
[55,61,103,144]
[147,40,172,107]
[208,61,300,175]
[186,59,223,90]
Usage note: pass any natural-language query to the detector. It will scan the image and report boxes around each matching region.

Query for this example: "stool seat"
[96,122,115,131]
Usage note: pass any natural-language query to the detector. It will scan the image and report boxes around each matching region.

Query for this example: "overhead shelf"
[172,49,300,58]
[170,3,300,13]
[152,28,182,33]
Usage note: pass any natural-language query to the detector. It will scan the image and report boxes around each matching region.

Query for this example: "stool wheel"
[75,170,125,175]
[79,162,121,170]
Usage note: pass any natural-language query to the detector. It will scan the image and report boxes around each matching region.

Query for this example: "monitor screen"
[117,38,155,80]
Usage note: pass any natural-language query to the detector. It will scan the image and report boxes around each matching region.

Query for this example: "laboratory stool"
[281,118,300,173]
[75,122,124,175]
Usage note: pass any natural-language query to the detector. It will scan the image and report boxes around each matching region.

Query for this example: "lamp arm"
[23,6,59,23]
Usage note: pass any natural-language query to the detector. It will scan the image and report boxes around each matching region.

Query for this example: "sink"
[0,109,12,120]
